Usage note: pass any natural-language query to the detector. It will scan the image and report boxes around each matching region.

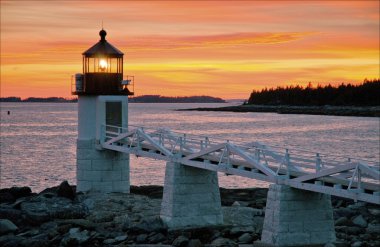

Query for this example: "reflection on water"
[1,102,379,192]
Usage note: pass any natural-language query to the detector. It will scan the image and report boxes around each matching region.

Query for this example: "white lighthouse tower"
[72,29,134,193]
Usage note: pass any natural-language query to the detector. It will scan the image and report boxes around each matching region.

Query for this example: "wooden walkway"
[101,125,380,204]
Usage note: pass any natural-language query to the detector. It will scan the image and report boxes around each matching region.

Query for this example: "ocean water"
[1,102,379,192]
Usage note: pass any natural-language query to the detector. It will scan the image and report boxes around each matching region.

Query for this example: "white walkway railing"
[101,124,380,204]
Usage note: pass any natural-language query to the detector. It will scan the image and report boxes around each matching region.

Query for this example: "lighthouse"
[72,29,133,193]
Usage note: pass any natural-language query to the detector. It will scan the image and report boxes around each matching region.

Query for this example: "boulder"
[0,235,25,247]
[148,232,166,243]
[335,216,351,226]
[352,215,368,228]
[0,219,18,234]
[133,216,167,233]
[0,207,22,224]
[59,219,96,230]
[114,235,128,242]
[136,233,148,243]
[211,237,238,247]
[188,239,202,247]
[172,235,189,247]
[366,223,380,234]
[351,241,363,247]
[368,208,380,216]
[60,228,90,246]
[238,232,253,244]
[57,181,75,200]
[0,186,32,199]
[0,192,15,203]
[21,196,88,225]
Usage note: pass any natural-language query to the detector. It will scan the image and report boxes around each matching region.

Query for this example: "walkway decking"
[101,125,380,205]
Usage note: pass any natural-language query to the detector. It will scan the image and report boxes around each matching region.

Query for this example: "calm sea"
[1,102,379,192]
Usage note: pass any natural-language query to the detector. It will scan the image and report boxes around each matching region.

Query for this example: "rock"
[0,192,15,203]
[0,219,18,234]
[211,237,238,247]
[87,211,116,223]
[222,206,258,226]
[133,216,167,233]
[59,219,96,230]
[172,235,189,247]
[0,207,22,224]
[366,223,380,234]
[136,233,148,243]
[232,201,241,207]
[188,239,202,247]
[346,226,364,235]
[21,196,88,225]
[368,208,380,216]
[351,241,363,247]
[229,226,255,237]
[114,235,128,242]
[352,215,367,228]
[238,233,253,244]
[336,216,351,226]
[82,198,95,210]
[57,181,75,200]
[0,235,25,247]
[148,232,166,243]
[335,208,356,218]
[103,238,117,245]
[60,228,90,246]
[0,186,32,199]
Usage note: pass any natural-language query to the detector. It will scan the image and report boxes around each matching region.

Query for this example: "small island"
[181,79,380,117]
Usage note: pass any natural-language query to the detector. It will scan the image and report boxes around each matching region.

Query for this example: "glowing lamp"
[99,59,108,72]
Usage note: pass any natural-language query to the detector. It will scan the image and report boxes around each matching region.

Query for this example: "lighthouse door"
[106,102,122,127]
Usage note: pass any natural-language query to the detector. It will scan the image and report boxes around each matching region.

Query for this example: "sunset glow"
[1,1,379,99]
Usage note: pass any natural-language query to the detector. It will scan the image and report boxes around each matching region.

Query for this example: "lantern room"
[72,29,134,95]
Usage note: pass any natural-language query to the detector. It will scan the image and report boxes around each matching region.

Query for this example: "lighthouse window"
[106,102,122,127]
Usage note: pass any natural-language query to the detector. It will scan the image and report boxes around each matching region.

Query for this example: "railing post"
[285,149,290,178]
[180,137,184,155]
[316,153,321,172]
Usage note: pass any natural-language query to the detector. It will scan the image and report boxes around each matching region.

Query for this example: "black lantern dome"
[72,29,133,96]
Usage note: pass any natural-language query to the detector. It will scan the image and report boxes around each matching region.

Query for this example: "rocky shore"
[179,105,380,117]
[1,182,379,247]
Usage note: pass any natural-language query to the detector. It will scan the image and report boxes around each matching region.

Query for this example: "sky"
[1,1,379,99]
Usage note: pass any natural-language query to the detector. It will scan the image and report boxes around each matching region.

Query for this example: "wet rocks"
[0,219,18,234]
[172,235,189,247]
[0,183,379,246]
[352,215,368,228]
[57,180,76,200]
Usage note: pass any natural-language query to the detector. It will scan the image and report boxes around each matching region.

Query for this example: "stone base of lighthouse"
[160,162,223,228]
[76,139,130,193]
[261,184,335,246]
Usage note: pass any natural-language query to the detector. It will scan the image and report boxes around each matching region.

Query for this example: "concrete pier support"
[160,162,223,228]
[261,184,335,246]
[76,139,130,193]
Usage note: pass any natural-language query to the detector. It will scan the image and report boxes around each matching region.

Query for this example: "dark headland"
[1,182,379,246]
[180,80,380,117]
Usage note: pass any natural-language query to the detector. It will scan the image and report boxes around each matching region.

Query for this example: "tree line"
[247,79,380,106]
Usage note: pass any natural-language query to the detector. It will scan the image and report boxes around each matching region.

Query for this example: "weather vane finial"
[102,20,104,30]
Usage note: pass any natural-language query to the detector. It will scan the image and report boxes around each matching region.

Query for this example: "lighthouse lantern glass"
[84,57,121,73]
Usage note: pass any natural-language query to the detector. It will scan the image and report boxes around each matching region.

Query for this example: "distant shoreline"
[0,95,226,103]
[179,104,380,117]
